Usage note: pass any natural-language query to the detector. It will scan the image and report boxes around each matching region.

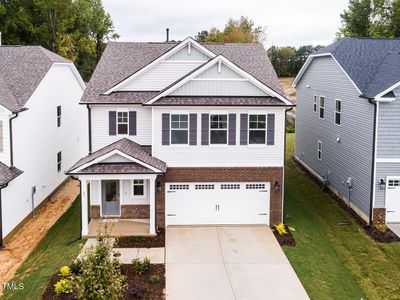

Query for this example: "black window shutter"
[162,113,170,145]
[201,113,209,145]
[109,111,116,136]
[240,114,248,145]
[267,114,275,145]
[228,114,236,145]
[189,114,197,145]
[129,111,137,136]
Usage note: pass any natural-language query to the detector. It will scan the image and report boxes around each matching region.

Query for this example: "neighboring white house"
[67,37,293,237]
[0,46,88,246]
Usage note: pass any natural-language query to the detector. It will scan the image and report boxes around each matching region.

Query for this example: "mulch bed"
[42,264,165,300]
[272,225,296,247]
[292,155,400,244]
[114,228,165,248]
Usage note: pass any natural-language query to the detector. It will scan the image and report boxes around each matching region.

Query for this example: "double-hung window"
[317,141,322,160]
[171,114,188,144]
[249,114,266,144]
[319,96,325,119]
[117,112,128,134]
[57,151,62,173]
[313,96,317,112]
[210,114,228,144]
[57,106,61,127]
[133,179,145,196]
[335,100,342,125]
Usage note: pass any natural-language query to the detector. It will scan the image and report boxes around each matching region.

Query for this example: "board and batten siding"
[295,56,375,217]
[2,64,87,238]
[376,88,400,158]
[374,162,400,208]
[90,105,152,151]
[151,106,286,167]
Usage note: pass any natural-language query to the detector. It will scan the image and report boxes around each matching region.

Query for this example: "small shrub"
[275,223,288,235]
[59,265,71,278]
[54,279,73,295]
[133,236,145,242]
[69,259,83,276]
[129,284,146,299]
[132,257,151,275]
[374,224,387,234]
[149,275,160,284]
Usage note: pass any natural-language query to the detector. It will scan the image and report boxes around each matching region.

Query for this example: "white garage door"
[165,182,270,226]
[386,177,400,223]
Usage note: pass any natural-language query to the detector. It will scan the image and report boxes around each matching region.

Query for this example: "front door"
[102,180,120,216]
[386,177,400,223]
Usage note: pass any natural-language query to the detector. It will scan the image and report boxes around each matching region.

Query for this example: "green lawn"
[284,133,400,300]
[2,197,85,300]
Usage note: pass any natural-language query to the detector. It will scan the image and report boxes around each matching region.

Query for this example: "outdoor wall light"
[156,181,161,192]
[274,181,280,192]
[379,179,386,190]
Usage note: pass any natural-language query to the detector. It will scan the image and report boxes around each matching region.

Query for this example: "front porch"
[87,218,154,237]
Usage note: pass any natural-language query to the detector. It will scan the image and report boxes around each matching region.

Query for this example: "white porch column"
[81,179,89,237]
[149,179,156,235]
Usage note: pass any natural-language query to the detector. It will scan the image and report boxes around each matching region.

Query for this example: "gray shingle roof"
[0,46,70,112]
[150,96,285,106]
[79,163,156,174]
[315,38,400,98]
[68,138,167,173]
[81,41,284,104]
[0,162,23,185]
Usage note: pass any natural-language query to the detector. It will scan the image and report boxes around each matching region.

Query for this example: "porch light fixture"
[379,179,386,190]
[157,181,161,192]
[274,181,280,192]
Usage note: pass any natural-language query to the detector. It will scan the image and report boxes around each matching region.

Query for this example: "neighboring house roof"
[81,41,284,104]
[0,162,23,186]
[68,138,167,174]
[293,38,400,98]
[0,46,70,112]
[150,96,284,106]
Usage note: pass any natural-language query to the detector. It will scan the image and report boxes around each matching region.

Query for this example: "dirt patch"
[292,155,400,244]
[272,225,296,247]
[0,178,79,292]
[279,77,296,103]
[42,264,165,300]
[114,228,165,248]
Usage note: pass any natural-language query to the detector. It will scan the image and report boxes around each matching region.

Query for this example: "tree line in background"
[0,0,118,81]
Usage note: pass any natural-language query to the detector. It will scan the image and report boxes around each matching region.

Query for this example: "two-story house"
[0,46,88,247]
[293,38,400,226]
[67,38,293,236]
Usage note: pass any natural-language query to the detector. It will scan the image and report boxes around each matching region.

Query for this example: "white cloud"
[103,0,349,48]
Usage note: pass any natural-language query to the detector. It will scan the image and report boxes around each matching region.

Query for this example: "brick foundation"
[373,208,386,225]
[121,205,150,219]
[90,205,100,218]
[155,167,284,228]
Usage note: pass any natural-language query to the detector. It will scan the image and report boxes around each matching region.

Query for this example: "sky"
[102,0,350,48]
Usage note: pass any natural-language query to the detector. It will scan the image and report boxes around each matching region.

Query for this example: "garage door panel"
[386,177,400,223]
[166,182,270,226]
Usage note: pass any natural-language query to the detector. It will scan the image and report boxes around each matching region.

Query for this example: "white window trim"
[57,151,62,173]
[170,113,189,146]
[319,96,325,120]
[334,99,342,126]
[248,114,267,146]
[317,141,322,161]
[209,113,229,146]
[313,96,317,113]
[132,179,147,198]
[117,111,129,135]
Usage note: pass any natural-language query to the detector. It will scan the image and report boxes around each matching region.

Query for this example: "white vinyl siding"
[152,106,286,167]
[0,120,3,152]
[91,105,152,151]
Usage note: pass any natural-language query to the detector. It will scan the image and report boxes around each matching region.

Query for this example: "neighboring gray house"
[293,38,400,225]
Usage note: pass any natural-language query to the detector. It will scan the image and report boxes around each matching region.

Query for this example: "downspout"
[9,113,19,167]
[0,183,8,248]
[86,105,92,154]
[283,107,294,223]
[70,176,82,238]
[369,99,378,225]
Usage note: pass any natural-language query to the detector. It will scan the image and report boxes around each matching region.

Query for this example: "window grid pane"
[210,114,228,144]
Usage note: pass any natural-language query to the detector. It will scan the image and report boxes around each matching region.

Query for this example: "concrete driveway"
[166,226,309,300]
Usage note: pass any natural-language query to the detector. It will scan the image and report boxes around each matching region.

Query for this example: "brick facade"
[121,205,150,219]
[90,205,100,219]
[373,208,386,225]
[155,167,284,228]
